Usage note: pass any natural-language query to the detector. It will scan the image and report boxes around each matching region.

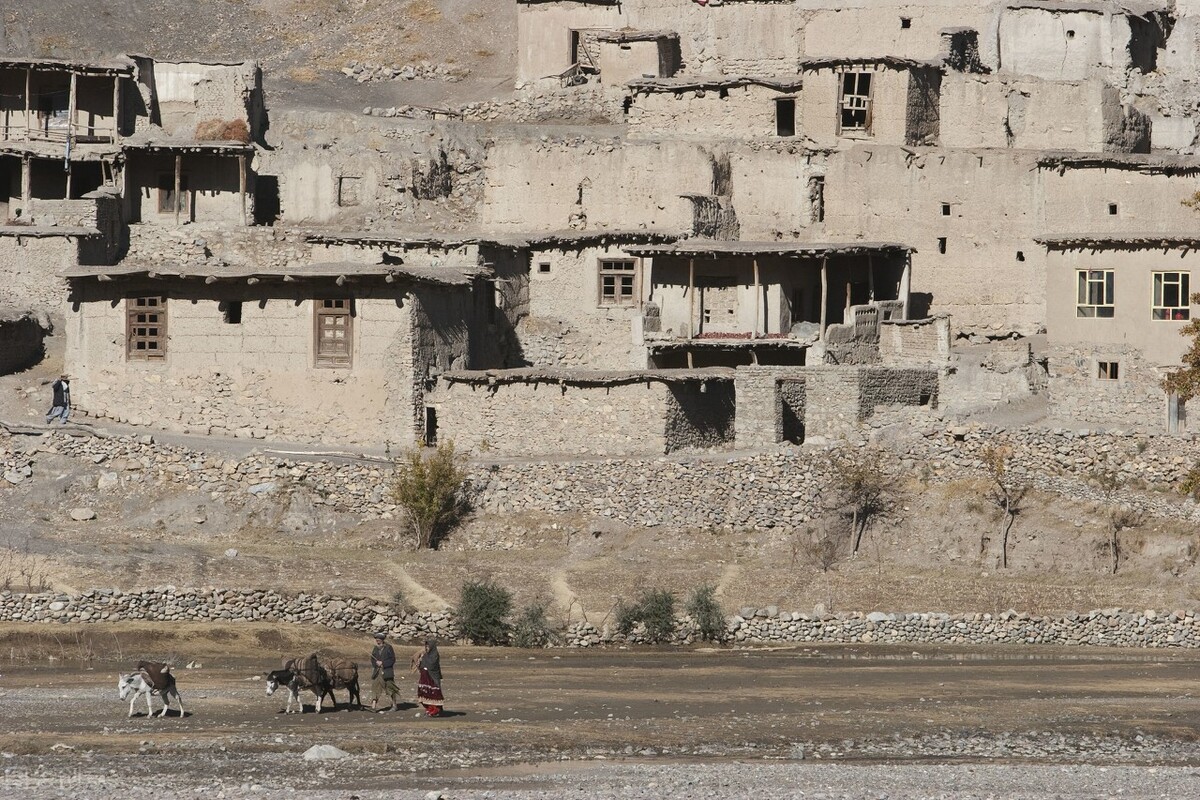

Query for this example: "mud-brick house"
[61,252,494,448]
[1039,234,1200,432]
[625,241,912,368]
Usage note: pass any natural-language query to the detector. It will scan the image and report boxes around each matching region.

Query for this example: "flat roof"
[1036,233,1200,250]
[121,136,254,153]
[596,29,678,43]
[305,229,681,249]
[626,241,913,258]
[628,75,803,93]
[798,56,942,71]
[61,260,488,285]
[1004,1,1166,17]
[0,55,135,76]
[1038,152,1200,175]
[0,225,99,239]
[442,367,734,387]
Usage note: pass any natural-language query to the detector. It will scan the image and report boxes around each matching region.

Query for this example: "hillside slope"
[1,0,517,109]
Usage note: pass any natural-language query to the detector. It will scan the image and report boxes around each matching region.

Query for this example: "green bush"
[457,580,512,646]
[615,588,676,644]
[392,440,470,549]
[685,584,726,642]
[511,600,556,649]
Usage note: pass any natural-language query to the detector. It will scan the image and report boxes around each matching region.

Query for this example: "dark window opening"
[775,98,796,137]
[1108,202,1118,215]
[1066,29,1076,39]
[221,301,242,324]
[901,17,912,28]
[1016,251,1025,262]
[919,391,932,406]
[941,203,951,216]
[253,175,280,225]
[424,407,438,446]
[718,87,729,99]
[808,175,825,224]
[1098,361,1119,381]
[937,237,947,254]
[537,261,551,274]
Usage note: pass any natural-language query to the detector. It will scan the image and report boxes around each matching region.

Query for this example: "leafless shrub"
[827,447,896,555]
[980,445,1026,569]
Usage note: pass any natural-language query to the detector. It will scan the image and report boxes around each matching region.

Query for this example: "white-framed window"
[1153,271,1190,321]
[1076,270,1114,318]
[838,71,873,133]
[598,259,638,307]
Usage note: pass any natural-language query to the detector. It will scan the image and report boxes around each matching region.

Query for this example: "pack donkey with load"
[265,653,360,713]
[118,660,185,718]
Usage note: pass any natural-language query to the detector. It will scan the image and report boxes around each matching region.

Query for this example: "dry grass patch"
[405,0,443,23]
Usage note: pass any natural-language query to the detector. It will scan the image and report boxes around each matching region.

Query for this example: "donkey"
[118,668,185,718]
[266,653,333,713]
[322,657,361,709]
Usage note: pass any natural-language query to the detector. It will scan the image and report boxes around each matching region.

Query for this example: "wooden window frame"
[1097,361,1120,381]
[313,298,354,368]
[1152,271,1191,321]
[1076,269,1115,318]
[837,70,874,135]
[156,172,190,215]
[126,296,167,360]
[598,258,639,308]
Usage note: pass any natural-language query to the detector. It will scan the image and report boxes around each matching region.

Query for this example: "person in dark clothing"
[45,374,70,424]
[411,638,444,716]
[370,631,402,712]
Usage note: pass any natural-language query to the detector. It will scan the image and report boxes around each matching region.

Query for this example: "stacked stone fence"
[0,587,455,641]
[4,588,1200,651]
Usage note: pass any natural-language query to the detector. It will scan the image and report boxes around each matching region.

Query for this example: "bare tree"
[828,447,895,554]
[1092,467,1144,574]
[796,520,843,573]
[980,445,1026,569]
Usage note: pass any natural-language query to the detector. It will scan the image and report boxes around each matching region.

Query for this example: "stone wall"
[6,586,1200,652]
[429,375,710,457]
[0,234,78,315]
[664,380,736,452]
[64,282,425,447]
[0,311,44,375]
[879,318,952,367]
[1047,342,1169,430]
[627,83,791,140]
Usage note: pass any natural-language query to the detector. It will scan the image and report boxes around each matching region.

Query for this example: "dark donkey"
[322,656,361,709]
[265,653,333,713]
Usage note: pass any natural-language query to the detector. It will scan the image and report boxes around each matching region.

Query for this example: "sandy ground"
[3,627,1200,796]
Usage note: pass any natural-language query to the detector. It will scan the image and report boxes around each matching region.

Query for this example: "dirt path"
[3,627,1200,795]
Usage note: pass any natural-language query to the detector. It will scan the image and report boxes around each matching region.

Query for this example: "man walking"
[45,374,70,424]
[370,631,402,712]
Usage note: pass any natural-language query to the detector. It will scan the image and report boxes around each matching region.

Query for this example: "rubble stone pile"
[343,61,469,83]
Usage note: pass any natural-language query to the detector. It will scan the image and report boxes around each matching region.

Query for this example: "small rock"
[70,507,97,522]
[224,548,239,558]
[303,744,350,761]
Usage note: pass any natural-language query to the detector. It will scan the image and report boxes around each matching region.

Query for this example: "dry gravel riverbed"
[3,641,1200,798]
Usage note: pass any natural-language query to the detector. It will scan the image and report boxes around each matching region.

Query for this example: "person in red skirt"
[411,639,444,716]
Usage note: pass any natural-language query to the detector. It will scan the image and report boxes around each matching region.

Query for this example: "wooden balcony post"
[173,153,182,225]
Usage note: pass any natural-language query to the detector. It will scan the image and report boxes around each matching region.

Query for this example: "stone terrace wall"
[5,586,1200,652]
[4,424,1199,535]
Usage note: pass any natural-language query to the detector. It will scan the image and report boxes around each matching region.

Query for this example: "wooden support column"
[688,257,696,339]
[238,153,247,226]
[819,255,828,340]
[899,256,912,319]
[112,76,122,140]
[67,72,77,146]
[752,257,761,339]
[20,155,31,218]
[173,153,182,226]
[65,162,72,199]
[867,252,875,302]
[23,69,31,140]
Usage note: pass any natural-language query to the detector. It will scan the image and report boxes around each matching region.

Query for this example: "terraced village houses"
[4,0,1200,455]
